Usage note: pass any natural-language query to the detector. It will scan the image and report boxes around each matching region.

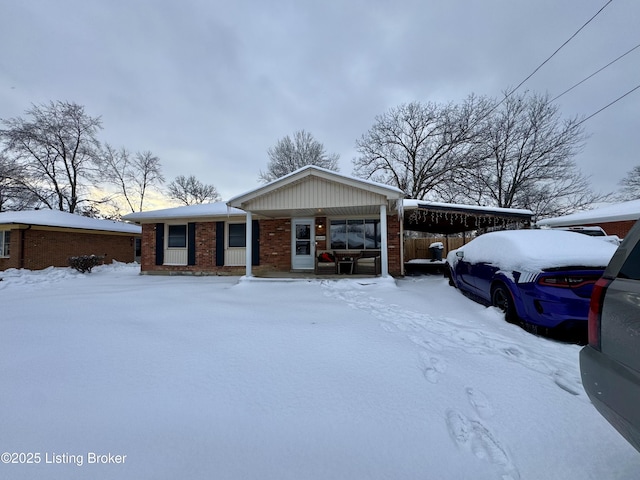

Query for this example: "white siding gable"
[247,177,387,211]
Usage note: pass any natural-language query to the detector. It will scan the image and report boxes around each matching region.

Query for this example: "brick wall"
[138,215,404,276]
[0,227,137,271]
[140,222,245,275]
[590,220,637,239]
[386,215,402,276]
[257,218,292,272]
[140,223,157,271]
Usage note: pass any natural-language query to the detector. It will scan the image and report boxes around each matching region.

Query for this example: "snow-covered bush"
[68,255,105,273]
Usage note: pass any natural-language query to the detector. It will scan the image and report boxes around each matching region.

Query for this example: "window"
[228,223,246,248]
[0,231,10,257]
[619,242,640,280]
[330,219,380,250]
[167,225,187,248]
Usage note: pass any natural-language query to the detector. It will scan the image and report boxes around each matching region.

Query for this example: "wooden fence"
[403,236,468,262]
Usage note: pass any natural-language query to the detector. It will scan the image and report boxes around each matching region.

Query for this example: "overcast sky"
[1,0,638,204]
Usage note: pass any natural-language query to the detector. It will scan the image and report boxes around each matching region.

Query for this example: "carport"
[403,200,533,234]
[402,200,533,273]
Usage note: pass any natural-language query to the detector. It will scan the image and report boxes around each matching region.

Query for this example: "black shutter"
[252,219,260,266]
[187,222,196,266]
[155,223,164,265]
[216,221,225,266]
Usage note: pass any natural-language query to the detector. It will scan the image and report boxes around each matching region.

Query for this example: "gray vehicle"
[580,219,640,453]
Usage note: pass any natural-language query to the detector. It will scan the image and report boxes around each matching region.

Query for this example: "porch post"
[245,211,253,277]
[380,204,389,277]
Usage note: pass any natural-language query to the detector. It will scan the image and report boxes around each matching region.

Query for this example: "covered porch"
[228,166,405,278]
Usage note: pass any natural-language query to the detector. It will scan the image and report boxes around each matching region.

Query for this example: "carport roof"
[403,200,533,234]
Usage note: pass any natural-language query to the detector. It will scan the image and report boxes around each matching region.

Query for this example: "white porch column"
[380,204,389,277]
[245,211,253,277]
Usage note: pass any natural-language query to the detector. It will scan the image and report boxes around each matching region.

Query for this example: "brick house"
[537,199,640,239]
[0,210,141,271]
[124,166,405,277]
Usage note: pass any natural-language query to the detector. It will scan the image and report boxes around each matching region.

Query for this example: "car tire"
[446,266,456,287]
[491,283,518,324]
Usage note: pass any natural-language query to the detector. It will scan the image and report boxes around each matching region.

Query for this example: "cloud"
[1,0,638,204]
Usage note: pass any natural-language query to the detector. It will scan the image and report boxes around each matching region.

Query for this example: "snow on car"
[446,229,618,340]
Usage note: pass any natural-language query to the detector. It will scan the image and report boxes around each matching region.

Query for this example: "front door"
[291,218,315,270]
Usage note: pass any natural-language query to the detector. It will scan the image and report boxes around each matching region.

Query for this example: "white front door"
[291,218,315,270]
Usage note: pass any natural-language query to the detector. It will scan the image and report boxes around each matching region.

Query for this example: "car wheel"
[446,266,456,287]
[491,284,517,324]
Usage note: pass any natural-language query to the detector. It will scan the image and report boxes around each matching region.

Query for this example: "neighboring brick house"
[124,166,406,277]
[537,199,640,239]
[0,210,141,271]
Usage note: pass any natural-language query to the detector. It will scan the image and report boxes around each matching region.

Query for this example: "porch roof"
[227,166,404,218]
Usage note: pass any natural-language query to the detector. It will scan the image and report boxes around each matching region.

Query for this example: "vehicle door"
[454,252,483,295]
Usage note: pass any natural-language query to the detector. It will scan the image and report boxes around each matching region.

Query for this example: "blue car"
[446,229,618,338]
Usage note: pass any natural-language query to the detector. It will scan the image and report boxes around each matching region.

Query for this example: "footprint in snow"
[419,352,446,384]
[408,334,444,352]
[552,370,583,396]
[446,409,472,445]
[466,387,495,419]
[446,409,520,480]
[379,321,398,333]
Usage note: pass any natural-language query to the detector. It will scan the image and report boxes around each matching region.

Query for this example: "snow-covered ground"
[1,264,638,479]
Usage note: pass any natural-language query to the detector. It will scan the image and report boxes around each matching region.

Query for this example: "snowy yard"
[1,264,639,480]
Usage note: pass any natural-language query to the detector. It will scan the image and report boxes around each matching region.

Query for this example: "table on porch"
[334,252,361,275]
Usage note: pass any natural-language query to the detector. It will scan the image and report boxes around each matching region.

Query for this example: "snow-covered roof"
[0,209,141,234]
[123,202,246,222]
[537,200,640,227]
[448,229,617,272]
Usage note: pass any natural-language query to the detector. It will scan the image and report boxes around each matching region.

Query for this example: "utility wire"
[506,0,614,99]
[455,0,616,134]
[551,42,640,102]
[576,83,640,126]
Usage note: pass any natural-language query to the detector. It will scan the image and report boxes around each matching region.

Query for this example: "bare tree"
[617,165,640,201]
[260,130,340,183]
[0,101,103,213]
[460,92,600,220]
[102,145,164,212]
[167,175,220,205]
[0,154,38,211]
[353,95,493,199]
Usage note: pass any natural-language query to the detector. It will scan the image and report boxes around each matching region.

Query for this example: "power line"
[576,83,640,126]
[551,42,640,102]
[507,0,614,98]
[459,0,616,132]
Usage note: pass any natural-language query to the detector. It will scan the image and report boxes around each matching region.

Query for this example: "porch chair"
[355,250,381,275]
[315,251,337,274]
